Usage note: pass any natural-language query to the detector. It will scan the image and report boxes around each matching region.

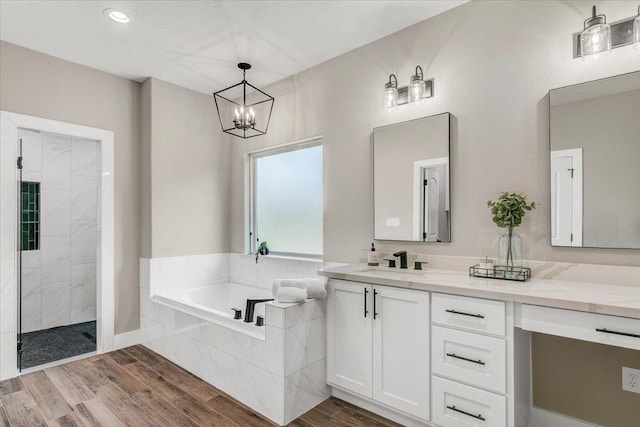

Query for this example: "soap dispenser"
[367,243,380,266]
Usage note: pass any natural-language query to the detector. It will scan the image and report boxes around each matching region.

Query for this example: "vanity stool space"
[322,265,640,427]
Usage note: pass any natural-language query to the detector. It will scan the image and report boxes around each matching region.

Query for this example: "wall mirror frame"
[373,112,451,243]
[549,71,640,250]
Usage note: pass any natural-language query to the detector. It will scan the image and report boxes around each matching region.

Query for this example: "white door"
[373,286,430,421]
[551,155,574,246]
[423,167,441,242]
[327,280,373,398]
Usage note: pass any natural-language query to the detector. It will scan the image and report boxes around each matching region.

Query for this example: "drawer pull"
[446,405,486,421]
[445,309,485,319]
[446,352,486,366]
[595,328,640,339]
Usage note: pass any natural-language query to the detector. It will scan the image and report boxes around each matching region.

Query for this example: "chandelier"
[213,63,274,139]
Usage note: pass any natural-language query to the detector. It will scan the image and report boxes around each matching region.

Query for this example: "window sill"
[241,253,324,264]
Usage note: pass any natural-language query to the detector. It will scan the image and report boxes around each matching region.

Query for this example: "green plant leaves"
[487,192,537,229]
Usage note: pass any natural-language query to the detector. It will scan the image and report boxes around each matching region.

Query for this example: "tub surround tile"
[250,325,284,376]
[150,256,188,292]
[306,316,325,366]
[265,303,284,328]
[140,252,329,425]
[234,358,285,422]
[284,359,330,422]
[285,322,307,376]
[187,253,230,287]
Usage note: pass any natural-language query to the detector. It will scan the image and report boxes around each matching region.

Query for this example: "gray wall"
[0,41,140,334]
[229,0,640,267]
[141,78,230,258]
[224,1,640,424]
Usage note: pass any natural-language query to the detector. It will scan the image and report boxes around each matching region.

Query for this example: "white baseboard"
[112,329,141,350]
[528,407,601,427]
[331,388,430,427]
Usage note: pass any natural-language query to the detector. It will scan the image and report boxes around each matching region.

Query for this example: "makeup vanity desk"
[319,264,640,427]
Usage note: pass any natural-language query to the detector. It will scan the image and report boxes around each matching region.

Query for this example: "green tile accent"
[20,181,40,251]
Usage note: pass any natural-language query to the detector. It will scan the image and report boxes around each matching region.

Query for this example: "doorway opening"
[17,129,100,370]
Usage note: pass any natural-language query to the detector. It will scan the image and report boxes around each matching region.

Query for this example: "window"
[250,140,323,257]
[21,181,40,251]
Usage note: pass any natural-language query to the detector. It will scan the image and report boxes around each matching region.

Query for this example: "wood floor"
[0,345,401,427]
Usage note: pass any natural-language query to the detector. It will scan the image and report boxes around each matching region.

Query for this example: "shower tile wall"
[18,129,98,333]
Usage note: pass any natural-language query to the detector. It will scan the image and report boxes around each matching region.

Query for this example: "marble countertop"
[318,264,640,319]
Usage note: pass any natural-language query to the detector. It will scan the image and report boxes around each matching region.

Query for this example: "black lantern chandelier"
[213,63,274,139]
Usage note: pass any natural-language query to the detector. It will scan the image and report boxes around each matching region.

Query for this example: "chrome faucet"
[393,251,408,269]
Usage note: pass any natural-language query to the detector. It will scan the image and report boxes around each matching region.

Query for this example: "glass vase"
[499,228,523,270]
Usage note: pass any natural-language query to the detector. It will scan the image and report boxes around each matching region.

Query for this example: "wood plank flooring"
[0,345,401,427]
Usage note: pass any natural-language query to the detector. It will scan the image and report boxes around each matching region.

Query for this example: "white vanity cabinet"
[327,279,431,422]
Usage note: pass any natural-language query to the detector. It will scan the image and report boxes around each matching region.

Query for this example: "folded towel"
[276,287,308,304]
[272,277,327,299]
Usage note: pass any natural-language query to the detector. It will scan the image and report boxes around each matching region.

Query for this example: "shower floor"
[20,321,96,369]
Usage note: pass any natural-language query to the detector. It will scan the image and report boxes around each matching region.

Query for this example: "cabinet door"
[373,286,430,421]
[327,280,373,398]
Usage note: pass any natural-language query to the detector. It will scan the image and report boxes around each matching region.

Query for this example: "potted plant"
[487,192,537,270]
[258,241,269,256]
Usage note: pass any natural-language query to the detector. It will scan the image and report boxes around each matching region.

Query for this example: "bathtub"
[151,282,273,340]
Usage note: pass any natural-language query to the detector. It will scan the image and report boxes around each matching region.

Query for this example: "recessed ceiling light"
[103,8,130,24]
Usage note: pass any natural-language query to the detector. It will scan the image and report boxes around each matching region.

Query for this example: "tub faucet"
[244,298,274,323]
[393,251,408,269]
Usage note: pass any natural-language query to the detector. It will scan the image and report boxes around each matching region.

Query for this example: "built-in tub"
[151,282,273,340]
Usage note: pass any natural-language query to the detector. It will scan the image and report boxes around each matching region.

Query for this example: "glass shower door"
[17,137,23,371]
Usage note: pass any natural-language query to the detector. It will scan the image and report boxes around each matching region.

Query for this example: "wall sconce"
[382,66,434,111]
[575,5,640,59]
[383,74,399,111]
[408,66,426,104]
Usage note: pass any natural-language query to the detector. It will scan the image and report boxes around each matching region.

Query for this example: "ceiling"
[0,1,467,95]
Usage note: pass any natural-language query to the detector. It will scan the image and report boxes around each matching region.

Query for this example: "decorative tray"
[469,265,531,282]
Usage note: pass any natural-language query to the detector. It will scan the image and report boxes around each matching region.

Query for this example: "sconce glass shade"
[634,7,640,51]
[580,6,612,60]
[408,66,426,104]
[383,74,398,111]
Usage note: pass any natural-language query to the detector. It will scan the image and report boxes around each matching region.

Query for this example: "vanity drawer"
[522,305,640,351]
[432,326,506,394]
[432,376,506,427]
[432,293,506,336]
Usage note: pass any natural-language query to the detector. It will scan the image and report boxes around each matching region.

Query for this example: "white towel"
[272,277,327,299]
[276,287,308,303]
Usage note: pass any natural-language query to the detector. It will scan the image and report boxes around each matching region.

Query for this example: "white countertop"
[318,264,640,319]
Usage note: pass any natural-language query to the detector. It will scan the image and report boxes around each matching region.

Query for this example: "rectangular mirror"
[373,113,451,242]
[549,71,640,249]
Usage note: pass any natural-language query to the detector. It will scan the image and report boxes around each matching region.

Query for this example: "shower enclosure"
[16,129,99,370]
